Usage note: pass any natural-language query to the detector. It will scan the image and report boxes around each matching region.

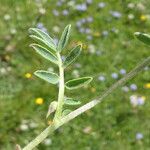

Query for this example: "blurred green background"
[0,0,150,149]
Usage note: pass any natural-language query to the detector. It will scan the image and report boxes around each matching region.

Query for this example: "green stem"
[54,52,65,121]
[21,57,150,150]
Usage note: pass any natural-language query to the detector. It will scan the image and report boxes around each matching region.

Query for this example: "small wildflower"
[140,15,147,21]
[98,2,106,8]
[136,133,144,140]
[20,124,29,131]
[137,3,145,11]
[88,44,95,54]
[10,28,17,35]
[127,3,135,9]
[52,9,59,16]
[35,97,44,105]
[25,73,32,79]
[62,9,69,16]
[39,8,46,15]
[53,26,60,33]
[98,75,106,81]
[76,3,87,12]
[110,11,122,19]
[130,95,145,106]
[111,73,119,79]
[130,84,137,91]
[0,68,7,75]
[128,14,135,20]
[119,69,126,75]
[44,138,52,146]
[121,86,129,92]
[4,14,11,21]
[29,122,38,129]
[144,83,150,89]
[86,16,93,23]
[102,30,109,37]
[137,96,146,105]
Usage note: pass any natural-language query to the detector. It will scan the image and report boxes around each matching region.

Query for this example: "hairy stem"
[22,57,150,150]
[54,53,65,121]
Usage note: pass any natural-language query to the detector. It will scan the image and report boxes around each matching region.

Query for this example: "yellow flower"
[144,83,150,89]
[140,15,147,21]
[35,97,44,105]
[25,73,32,79]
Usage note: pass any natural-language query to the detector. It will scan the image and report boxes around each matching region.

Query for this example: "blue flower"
[136,133,143,140]
[110,11,122,19]
[98,2,106,8]
[119,69,126,75]
[111,73,118,79]
[130,84,137,91]
[76,3,87,12]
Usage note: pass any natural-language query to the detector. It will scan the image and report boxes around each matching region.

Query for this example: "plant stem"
[54,52,65,121]
[22,57,150,150]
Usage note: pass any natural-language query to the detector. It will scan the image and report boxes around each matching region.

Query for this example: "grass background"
[0,0,150,149]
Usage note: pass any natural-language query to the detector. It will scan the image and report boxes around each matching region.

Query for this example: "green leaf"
[62,109,72,116]
[65,77,93,90]
[29,28,57,51]
[134,32,150,46]
[64,97,81,106]
[34,70,59,84]
[30,44,58,64]
[46,101,58,118]
[57,24,71,52]
[63,45,82,68]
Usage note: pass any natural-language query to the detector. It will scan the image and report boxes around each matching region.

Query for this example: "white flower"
[128,14,135,20]
[44,138,52,145]
[121,86,129,92]
[39,8,46,15]
[127,3,135,9]
[98,75,105,81]
[20,124,29,131]
[88,44,95,54]
[53,26,60,33]
[130,95,145,106]
[29,122,38,129]
[4,14,11,21]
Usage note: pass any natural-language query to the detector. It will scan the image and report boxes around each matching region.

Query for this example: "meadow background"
[0,0,150,149]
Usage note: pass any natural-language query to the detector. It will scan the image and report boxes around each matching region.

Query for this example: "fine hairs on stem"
[17,26,150,150]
